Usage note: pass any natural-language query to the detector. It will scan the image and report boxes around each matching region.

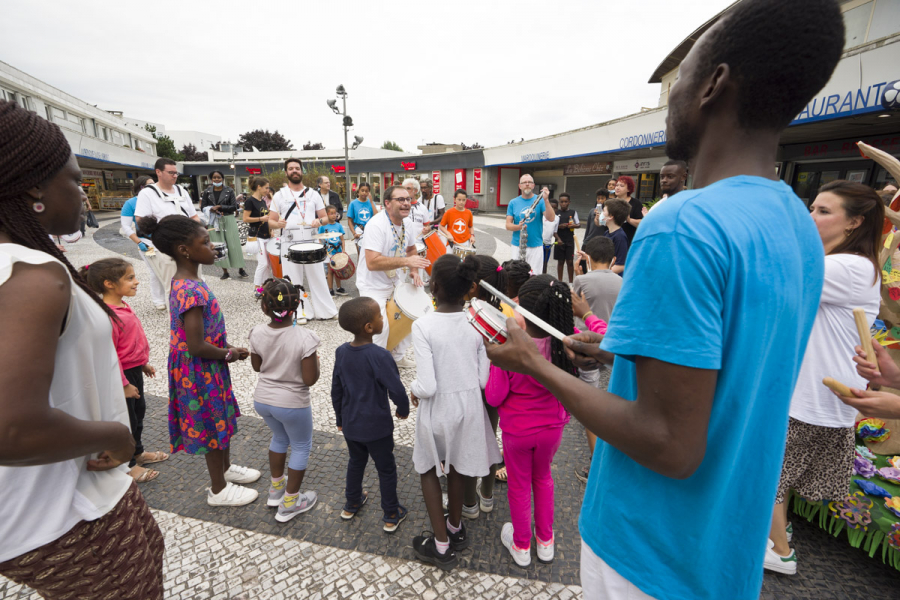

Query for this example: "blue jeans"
[345,434,400,519]
[254,402,313,470]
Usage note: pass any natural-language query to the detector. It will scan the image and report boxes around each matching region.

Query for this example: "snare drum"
[211,242,228,261]
[421,230,447,275]
[287,242,327,264]
[453,242,476,260]
[329,252,356,280]
[466,298,508,345]
[266,237,283,278]
[385,283,433,350]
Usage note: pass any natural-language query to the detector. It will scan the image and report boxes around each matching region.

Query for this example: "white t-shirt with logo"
[356,210,416,293]
[789,253,881,427]
[408,200,429,240]
[271,185,326,245]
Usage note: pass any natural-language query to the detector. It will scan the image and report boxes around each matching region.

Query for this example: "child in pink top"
[486,274,589,568]
[80,258,165,483]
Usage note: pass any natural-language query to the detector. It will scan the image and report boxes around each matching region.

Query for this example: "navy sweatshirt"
[331,342,410,442]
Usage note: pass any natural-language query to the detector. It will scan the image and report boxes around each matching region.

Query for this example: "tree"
[237,129,294,151]
[180,143,208,162]
[302,141,325,150]
[381,140,403,152]
[144,124,183,160]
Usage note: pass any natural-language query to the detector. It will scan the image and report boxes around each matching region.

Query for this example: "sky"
[1,0,735,154]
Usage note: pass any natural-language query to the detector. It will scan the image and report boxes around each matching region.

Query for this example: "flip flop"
[137,451,169,466]
[129,467,160,483]
[495,465,508,483]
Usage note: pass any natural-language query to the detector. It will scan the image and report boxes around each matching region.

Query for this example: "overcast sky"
[2,0,735,153]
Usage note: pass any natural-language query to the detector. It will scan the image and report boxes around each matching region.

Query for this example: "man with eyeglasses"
[355,185,431,368]
[505,174,556,273]
[403,178,428,240]
[135,157,201,307]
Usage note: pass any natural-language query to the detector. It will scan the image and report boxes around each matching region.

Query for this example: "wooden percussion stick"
[822,377,853,397]
[478,281,567,343]
[853,308,880,390]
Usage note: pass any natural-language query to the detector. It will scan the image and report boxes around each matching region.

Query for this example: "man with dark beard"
[483,0,844,598]
[648,160,688,213]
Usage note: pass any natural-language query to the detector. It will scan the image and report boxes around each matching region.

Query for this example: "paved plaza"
[2,213,898,599]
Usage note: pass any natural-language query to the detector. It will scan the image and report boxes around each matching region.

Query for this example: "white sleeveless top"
[0,244,132,563]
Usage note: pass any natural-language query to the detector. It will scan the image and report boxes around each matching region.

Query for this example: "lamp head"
[354,135,364,145]
[336,84,347,96]
[343,115,354,128]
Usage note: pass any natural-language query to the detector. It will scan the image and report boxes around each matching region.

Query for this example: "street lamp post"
[328,85,362,204]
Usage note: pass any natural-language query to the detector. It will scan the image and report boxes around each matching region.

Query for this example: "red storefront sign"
[401,161,417,171]
[432,171,441,194]
[331,165,346,173]
[473,168,482,194]
[454,169,467,194]
[246,167,262,175]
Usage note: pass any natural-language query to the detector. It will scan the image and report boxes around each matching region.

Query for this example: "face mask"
[213,181,223,187]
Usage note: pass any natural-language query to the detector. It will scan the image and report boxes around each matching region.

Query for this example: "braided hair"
[501,259,532,299]
[430,253,478,305]
[139,215,205,258]
[471,255,507,309]
[0,100,115,320]
[260,278,302,322]
[518,275,576,375]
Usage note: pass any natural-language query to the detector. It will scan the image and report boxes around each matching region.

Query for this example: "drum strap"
[283,187,309,221]
[386,221,405,279]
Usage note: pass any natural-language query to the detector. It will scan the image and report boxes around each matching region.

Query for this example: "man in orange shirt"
[439,189,475,248]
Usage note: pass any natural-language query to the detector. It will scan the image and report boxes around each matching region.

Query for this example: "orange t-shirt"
[441,207,474,244]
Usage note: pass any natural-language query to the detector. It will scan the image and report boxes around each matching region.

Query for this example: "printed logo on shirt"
[358,208,371,221]
[452,219,467,235]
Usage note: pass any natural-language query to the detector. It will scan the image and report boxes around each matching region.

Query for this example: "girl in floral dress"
[141,214,260,507]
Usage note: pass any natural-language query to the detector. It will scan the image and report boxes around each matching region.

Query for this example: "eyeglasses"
[390,197,411,203]
[163,170,179,176]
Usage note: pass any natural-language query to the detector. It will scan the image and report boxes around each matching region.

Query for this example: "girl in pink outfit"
[81,258,166,483]
[487,274,601,568]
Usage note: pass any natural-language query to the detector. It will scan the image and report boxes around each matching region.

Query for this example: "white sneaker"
[395,357,416,369]
[154,304,166,311]
[297,317,308,325]
[207,482,259,507]
[535,529,554,563]
[224,464,261,484]
[786,522,793,543]
[476,482,494,513]
[763,538,797,575]
[500,522,531,567]
[461,503,480,520]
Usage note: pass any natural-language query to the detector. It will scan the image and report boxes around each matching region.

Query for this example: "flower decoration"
[854,455,877,478]
[890,286,900,301]
[886,497,900,519]
[857,479,891,498]
[856,445,877,461]
[856,417,891,443]
[877,467,900,485]
[829,492,873,530]
[887,523,900,551]
[889,456,900,469]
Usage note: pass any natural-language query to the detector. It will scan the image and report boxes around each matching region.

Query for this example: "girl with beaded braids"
[0,100,164,598]
[140,214,259,508]
[249,278,322,522]
[501,259,532,301]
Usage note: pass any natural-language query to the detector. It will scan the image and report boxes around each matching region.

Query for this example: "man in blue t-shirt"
[484,1,844,598]
[505,174,556,274]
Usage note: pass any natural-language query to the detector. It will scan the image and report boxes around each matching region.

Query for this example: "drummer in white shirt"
[268,158,338,321]
[404,178,429,240]
[356,185,431,368]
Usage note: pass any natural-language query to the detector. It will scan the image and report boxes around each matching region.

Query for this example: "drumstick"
[853,308,881,391]
[822,377,853,396]
[478,281,567,342]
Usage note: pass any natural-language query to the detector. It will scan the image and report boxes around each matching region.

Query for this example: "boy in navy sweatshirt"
[332,297,410,533]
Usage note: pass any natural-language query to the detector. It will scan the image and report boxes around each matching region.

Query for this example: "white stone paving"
[1,213,585,599]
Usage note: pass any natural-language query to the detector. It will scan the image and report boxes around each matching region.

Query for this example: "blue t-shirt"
[507,195,547,248]
[579,176,824,600]
[602,227,629,274]
[121,196,138,219]
[317,222,345,256]
[347,199,376,230]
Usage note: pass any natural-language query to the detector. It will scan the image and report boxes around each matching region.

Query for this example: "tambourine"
[466,298,508,345]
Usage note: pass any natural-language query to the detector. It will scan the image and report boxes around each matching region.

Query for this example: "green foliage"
[261,163,343,196]
[381,140,403,152]
[144,124,183,160]
[238,129,294,151]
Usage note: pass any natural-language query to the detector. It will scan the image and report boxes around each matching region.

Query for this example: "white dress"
[410,311,502,476]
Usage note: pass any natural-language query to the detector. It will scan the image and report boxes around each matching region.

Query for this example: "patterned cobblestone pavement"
[2,213,898,599]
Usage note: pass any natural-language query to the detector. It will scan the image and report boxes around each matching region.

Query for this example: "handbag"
[85,210,99,228]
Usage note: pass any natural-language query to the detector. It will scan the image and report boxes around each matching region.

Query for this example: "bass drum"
[385,282,433,350]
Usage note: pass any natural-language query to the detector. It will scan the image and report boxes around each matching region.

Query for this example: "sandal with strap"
[341,491,368,520]
[137,451,170,466]
[129,466,160,483]
[495,465,508,483]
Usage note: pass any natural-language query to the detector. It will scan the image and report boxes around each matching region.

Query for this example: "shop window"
[50,106,65,121]
[868,0,900,41]
[111,130,123,145]
[843,2,873,50]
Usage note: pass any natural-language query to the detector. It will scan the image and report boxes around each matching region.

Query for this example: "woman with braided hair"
[0,100,164,598]
[485,274,578,568]
[249,278,322,523]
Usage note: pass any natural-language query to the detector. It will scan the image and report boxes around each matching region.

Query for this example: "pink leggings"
[502,427,564,549]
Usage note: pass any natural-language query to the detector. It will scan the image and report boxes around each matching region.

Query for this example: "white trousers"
[357,284,411,361]
[509,244,544,274]
[252,238,273,286]
[581,541,657,600]
[281,251,338,320]
[140,251,167,307]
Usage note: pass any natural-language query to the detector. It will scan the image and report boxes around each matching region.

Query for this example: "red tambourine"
[466,298,509,345]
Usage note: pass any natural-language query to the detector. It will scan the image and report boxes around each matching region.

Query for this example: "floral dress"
[168,279,239,454]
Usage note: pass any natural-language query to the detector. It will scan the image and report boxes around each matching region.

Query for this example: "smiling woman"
[0,100,165,599]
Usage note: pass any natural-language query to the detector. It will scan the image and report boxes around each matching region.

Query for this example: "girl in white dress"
[410,254,502,572]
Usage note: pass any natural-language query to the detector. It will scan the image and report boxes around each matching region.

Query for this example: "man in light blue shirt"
[505,174,555,273]
[484,1,845,598]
